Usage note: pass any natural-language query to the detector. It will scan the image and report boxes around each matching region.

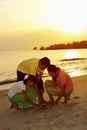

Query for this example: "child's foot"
[16,106,21,110]
[10,103,21,110]
[10,103,16,109]
[15,103,21,110]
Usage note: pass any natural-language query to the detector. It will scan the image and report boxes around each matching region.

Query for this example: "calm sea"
[0,49,87,85]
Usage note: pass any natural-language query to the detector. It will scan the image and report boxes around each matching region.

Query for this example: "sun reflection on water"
[63,49,81,76]
[64,49,78,59]
[69,71,81,77]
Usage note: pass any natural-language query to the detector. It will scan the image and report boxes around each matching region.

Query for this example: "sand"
[0,75,87,130]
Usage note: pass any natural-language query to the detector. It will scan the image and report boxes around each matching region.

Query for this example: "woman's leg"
[63,94,69,103]
[63,89,73,103]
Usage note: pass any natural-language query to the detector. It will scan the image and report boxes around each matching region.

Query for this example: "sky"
[0,0,87,50]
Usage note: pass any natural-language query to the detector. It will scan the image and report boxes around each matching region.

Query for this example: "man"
[17,57,50,103]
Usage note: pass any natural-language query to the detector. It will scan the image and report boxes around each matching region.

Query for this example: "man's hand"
[36,73,42,81]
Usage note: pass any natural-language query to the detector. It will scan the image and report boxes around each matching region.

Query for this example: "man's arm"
[34,84,44,104]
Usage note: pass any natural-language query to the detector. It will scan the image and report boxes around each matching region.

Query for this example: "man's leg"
[17,71,26,81]
[37,79,44,102]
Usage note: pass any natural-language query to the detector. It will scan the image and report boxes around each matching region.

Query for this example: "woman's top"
[56,69,73,89]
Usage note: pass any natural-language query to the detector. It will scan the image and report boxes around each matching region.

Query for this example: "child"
[8,75,44,110]
[45,64,73,105]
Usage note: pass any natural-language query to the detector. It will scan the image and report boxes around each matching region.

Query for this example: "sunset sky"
[0,0,87,50]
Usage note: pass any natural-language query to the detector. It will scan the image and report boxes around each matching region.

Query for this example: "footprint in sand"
[74,96,80,99]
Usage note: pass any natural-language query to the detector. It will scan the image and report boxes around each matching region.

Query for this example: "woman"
[45,64,73,105]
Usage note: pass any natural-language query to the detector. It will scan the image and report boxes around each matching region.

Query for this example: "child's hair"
[39,57,50,67]
[24,75,37,84]
[47,64,60,73]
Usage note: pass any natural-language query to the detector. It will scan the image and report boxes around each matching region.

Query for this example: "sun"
[60,21,83,34]
[43,0,87,34]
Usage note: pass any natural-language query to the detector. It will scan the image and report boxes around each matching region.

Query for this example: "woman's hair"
[39,57,50,67]
[47,64,60,73]
[24,75,37,84]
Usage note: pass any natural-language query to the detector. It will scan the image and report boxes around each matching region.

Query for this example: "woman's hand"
[54,99,59,105]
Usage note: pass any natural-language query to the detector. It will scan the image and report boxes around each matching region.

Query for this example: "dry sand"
[0,75,87,130]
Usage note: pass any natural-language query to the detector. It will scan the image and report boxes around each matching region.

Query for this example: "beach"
[0,75,87,130]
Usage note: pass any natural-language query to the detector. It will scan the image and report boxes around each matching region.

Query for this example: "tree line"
[33,40,87,50]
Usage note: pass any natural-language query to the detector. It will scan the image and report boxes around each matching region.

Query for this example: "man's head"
[39,57,50,70]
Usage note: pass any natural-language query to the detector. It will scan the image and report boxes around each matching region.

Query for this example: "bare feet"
[10,103,16,109]
[10,103,21,110]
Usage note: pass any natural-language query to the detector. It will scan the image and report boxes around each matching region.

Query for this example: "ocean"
[0,49,87,85]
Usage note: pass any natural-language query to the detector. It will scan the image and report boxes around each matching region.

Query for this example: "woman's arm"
[55,85,65,105]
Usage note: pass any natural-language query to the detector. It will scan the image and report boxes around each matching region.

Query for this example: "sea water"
[0,49,87,85]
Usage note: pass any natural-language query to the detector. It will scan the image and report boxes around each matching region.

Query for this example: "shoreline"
[0,74,87,130]
[0,74,87,91]
[0,74,87,99]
